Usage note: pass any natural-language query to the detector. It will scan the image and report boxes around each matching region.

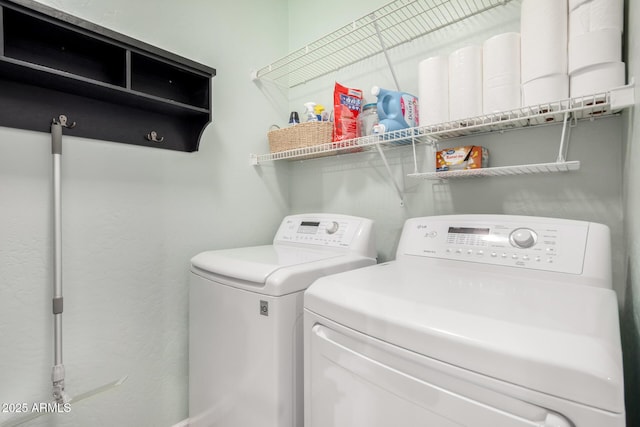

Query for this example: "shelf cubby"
[0,0,216,152]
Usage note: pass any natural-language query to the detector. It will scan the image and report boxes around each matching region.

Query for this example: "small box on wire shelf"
[267,122,335,160]
[436,146,489,172]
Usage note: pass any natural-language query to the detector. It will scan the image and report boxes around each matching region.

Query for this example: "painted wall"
[0,0,289,426]
[622,0,640,425]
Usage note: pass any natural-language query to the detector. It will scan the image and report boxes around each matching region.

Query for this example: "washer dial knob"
[326,221,340,234]
[509,228,537,249]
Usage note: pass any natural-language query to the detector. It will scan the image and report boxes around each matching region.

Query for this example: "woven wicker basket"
[268,121,335,159]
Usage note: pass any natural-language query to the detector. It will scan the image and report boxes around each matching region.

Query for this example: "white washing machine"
[304,214,625,427]
[188,213,376,427]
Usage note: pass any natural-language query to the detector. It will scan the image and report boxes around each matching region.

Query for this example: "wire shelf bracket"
[411,108,579,180]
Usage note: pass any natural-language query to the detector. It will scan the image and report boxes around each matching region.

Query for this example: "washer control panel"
[275,216,362,248]
[400,216,590,274]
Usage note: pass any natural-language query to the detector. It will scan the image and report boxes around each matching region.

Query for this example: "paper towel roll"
[521,0,568,83]
[418,56,449,126]
[569,0,590,11]
[570,62,625,97]
[571,0,624,38]
[522,74,569,106]
[569,3,591,38]
[590,0,624,32]
[569,28,622,73]
[483,32,521,114]
[449,45,483,121]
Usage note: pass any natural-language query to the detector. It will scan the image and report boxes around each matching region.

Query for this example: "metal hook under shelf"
[52,115,76,129]
[146,131,164,143]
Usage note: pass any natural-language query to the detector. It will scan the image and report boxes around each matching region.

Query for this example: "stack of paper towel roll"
[521,0,569,106]
[482,33,521,115]
[419,47,486,125]
[418,56,450,126]
[417,0,625,124]
[418,46,485,125]
[418,35,521,125]
[448,46,483,121]
[568,0,625,97]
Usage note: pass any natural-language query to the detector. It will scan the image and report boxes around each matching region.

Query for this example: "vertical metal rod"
[51,121,67,404]
[371,14,401,91]
[411,137,419,174]
[375,144,404,206]
[556,111,571,163]
[51,122,62,365]
[371,11,402,205]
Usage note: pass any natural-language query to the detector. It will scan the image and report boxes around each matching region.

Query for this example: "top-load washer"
[304,214,625,427]
[189,213,376,427]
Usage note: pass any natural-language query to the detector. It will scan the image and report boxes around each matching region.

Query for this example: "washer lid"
[190,245,373,296]
[192,245,340,282]
[304,259,624,414]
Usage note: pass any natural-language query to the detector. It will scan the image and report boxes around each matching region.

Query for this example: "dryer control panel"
[398,215,591,274]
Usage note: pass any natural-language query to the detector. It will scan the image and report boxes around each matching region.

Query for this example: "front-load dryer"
[188,213,376,427]
[304,214,625,427]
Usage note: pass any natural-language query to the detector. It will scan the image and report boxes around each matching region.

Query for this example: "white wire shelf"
[251,130,419,165]
[416,85,634,141]
[408,161,581,180]
[250,85,635,165]
[252,0,513,87]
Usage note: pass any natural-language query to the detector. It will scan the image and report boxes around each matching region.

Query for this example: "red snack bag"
[333,82,363,144]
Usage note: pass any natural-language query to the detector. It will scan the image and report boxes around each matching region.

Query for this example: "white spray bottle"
[304,102,318,122]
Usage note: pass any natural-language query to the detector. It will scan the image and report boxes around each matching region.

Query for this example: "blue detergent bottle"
[371,86,419,139]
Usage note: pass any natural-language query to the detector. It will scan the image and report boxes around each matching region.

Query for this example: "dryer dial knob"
[326,221,340,234]
[509,228,537,249]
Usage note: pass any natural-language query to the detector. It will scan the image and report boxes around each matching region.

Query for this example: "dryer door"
[305,320,573,427]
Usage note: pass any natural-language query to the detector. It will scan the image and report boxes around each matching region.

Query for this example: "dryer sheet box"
[436,145,489,172]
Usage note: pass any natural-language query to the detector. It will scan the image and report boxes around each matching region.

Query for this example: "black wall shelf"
[0,0,216,152]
